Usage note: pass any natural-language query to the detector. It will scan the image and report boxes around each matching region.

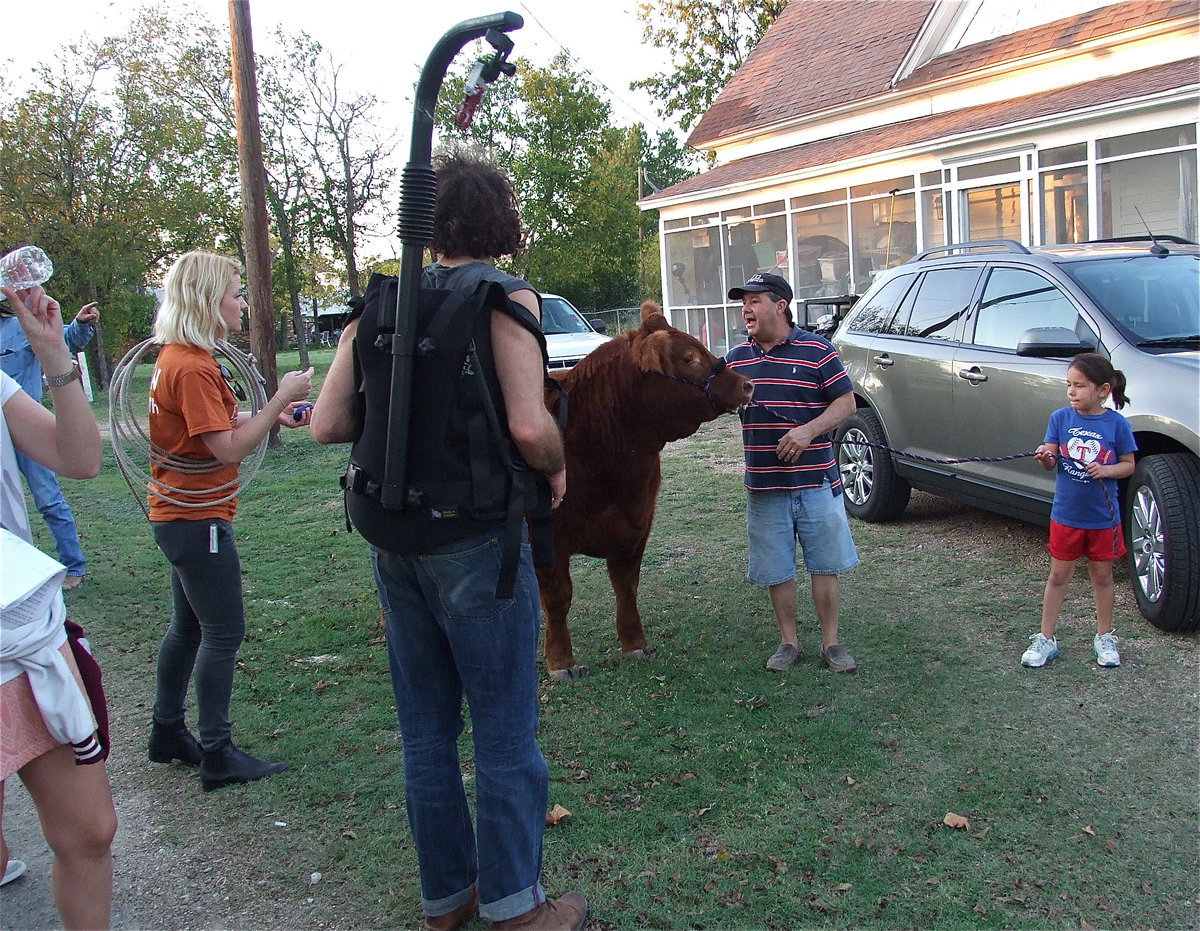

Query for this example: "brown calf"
[538,302,753,679]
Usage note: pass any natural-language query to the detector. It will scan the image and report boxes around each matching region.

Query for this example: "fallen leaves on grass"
[545,804,571,826]
[943,812,971,830]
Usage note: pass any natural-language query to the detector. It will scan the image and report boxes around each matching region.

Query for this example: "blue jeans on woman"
[16,448,86,576]
[371,529,549,924]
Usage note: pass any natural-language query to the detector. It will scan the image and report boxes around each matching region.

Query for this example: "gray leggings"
[152,519,245,751]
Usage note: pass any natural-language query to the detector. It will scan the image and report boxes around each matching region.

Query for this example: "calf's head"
[630,301,754,420]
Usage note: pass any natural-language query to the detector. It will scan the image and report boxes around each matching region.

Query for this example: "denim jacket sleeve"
[64,320,96,354]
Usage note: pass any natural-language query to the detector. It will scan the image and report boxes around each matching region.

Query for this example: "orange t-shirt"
[147,344,240,522]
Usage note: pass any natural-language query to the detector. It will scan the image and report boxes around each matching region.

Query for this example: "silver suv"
[830,238,1199,632]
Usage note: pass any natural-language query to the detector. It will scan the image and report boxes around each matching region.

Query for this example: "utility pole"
[228,0,280,443]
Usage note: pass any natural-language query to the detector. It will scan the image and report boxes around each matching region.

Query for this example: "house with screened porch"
[639,0,1199,352]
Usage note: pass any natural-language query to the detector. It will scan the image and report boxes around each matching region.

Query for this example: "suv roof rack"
[910,239,1032,262]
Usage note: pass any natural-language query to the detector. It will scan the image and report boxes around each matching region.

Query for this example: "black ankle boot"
[148,721,202,766]
[198,743,288,791]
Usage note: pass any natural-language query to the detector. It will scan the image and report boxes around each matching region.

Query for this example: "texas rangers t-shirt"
[1044,406,1136,529]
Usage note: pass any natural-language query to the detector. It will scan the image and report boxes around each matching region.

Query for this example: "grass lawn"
[38,348,1199,930]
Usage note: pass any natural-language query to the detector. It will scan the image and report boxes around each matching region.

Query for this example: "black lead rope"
[750,399,1121,554]
[749,400,1038,465]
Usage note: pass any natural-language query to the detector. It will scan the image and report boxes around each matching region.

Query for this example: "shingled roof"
[649,59,1196,204]
[897,0,1199,87]
[687,0,935,148]
[687,0,1198,149]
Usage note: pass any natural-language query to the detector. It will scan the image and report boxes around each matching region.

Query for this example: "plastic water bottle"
[0,246,54,291]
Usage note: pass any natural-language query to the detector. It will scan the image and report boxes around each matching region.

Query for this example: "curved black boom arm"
[381,12,523,510]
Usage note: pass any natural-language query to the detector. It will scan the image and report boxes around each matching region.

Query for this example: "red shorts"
[1048,520,1125,562]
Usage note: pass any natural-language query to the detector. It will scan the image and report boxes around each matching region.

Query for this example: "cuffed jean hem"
[480,882,545,923]
[424,883,477,920]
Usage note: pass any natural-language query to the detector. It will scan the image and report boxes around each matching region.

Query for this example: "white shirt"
[0,370,32,542]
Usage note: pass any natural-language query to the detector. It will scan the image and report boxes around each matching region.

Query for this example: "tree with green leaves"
[633,0,788,131]
[432,51,699,309]
[0,25,235,382]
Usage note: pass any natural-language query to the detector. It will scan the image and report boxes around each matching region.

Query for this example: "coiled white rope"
[108,339,268,515]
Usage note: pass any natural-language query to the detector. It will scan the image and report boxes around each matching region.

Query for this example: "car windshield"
[1063,253,1200,346]
[540,297,594,336]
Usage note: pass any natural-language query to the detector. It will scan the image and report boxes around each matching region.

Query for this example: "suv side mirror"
[589,319,607,334]
[1016,327,1093,357]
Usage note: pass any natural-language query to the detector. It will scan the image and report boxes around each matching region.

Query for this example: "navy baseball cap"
[728,272,793,304]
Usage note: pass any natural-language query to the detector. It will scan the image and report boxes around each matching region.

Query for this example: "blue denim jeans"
[15,448,86,576]
[372,530,548,924]
[746,484,860,584]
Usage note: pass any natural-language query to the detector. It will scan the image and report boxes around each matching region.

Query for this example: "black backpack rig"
[340,269,558,598]
[335,12,557,598]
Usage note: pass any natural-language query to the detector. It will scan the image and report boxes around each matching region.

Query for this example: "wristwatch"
[43,361,82,389]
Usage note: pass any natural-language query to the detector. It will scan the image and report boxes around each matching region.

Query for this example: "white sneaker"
[1021,633,1060,668]
[1,859,27,886]
[1094,631,1121,667]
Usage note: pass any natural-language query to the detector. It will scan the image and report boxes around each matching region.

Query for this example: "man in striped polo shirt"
[725,273,859,674]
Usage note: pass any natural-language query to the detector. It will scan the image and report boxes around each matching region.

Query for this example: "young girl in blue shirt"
[1023,353,1136,669]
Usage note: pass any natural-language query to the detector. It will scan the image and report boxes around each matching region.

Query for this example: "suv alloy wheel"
[838,409,911,521]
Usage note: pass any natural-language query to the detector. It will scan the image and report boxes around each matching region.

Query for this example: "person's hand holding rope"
[1033,444,1058,469]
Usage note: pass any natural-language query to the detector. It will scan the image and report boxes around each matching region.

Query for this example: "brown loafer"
[490,892,587,930]
[820,643,858,673]
[765,642,801,671]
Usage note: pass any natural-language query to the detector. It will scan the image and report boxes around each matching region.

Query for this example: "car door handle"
[871,354,895,368]
[957,367,988,383]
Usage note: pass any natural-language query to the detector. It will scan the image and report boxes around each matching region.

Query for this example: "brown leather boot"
[490,892,587,930]
[426,886,478,931]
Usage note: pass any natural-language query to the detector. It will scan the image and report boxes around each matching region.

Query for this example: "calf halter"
[655,356,728,413]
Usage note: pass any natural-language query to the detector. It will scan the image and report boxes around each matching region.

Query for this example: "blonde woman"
[0,284,116,929]
[147,251,312,790]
